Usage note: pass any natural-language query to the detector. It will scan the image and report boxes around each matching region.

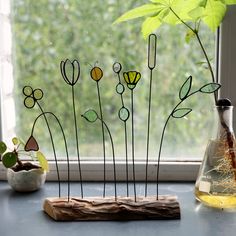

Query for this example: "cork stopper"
[216,98,232,106]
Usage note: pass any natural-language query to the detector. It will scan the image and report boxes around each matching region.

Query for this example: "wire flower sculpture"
[21,33,221,221]
[23,85,70,200]
[60,59,84,198]
[81,109,117,200]
[155,77,221,199]
[90,66,107,198]
[123,70,141,202]
[113,62,130,197]
[145,34,157,197]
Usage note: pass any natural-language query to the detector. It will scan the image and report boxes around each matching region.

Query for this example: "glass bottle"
[195,100,236,208]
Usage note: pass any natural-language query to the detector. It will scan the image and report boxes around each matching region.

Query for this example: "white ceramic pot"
[7,168,46,192]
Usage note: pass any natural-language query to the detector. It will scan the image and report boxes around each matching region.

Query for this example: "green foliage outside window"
[11,0,215,160]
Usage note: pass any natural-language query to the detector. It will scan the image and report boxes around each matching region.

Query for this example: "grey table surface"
[0,181,235,236]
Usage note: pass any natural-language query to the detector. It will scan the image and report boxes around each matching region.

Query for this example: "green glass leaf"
[202,0,226,31]
[116,83,125,94]
[12,137,19,145]
[23,86,33,96]
[0,141,7,154]
[172,108,192,118]
[141,15,161,39]
[36,151,49,172]
[2,152,17,168]
[33,89,43,100]
[179,76,192,100]
[199,83,221,93]
[24,97,35,109]
[119,107,130,122]
[82,110,98,123]
[114,4,161,23]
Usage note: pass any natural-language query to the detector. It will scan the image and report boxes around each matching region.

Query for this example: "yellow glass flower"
[123,71,141,89]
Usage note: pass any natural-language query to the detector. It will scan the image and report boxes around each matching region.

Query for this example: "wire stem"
[72,86,83,198]
[117,72,129,197]
[35,103,62,199]
[98,118,117,200]
[96,81,106,198]
[145,68,153,197]
[124,122,129,197]
[156,115,171,200]
[131,89,137,202]
[156,90,199,199]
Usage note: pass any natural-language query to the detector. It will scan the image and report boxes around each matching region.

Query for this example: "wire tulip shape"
[60,59,80,86]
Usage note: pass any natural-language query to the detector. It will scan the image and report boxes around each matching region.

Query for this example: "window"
[0,1,235,181]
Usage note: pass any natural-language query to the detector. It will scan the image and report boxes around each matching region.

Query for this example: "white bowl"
[7,168,46,192]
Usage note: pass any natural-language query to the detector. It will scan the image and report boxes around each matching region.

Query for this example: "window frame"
[0,3,235,181]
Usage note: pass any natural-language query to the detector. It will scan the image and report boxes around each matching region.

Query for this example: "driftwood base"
[43,195,180,221]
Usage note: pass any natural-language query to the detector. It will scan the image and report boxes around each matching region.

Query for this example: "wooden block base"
[43,195,180,221]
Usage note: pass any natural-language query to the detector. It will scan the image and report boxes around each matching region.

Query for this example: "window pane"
[8,0,215,161]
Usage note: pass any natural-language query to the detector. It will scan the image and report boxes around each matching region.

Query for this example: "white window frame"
[0,3,235,181]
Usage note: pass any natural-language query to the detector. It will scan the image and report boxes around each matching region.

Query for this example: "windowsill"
[1,181,236,236]
[0,161,201,181]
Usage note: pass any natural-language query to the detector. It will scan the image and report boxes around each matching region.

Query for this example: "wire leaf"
[82,109,98,123]
[179,76,192,100]
[172,108,192,118]
[199,83,221,93]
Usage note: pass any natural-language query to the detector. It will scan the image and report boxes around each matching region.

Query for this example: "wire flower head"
[123,71,141,90]
[23,86,43,109]
[60,59,80,86]
[25,135,39,151]
[90,66,103,82]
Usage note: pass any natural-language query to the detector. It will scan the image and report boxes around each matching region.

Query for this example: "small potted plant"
[0,137,48,192]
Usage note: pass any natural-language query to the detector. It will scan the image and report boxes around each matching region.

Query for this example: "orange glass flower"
[90,67,103,81]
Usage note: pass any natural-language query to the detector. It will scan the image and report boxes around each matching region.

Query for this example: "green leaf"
[36,151,49,172]
[0,141,7,154]
[225,0,236,4]
[185,29,196,43]
[12,137,19,145]
[202,0,227,31]
[150,0,169,3]
[114,4,161,23]
[188,6,205,20]
[199,0,208,7]
[142,15,161,39]
[82,110,98,123]
[162,0,198,24]
[199,83,221,93]
[2,152,17,168]
[196,60,207,65]
[179,76,192,100]
[172,108,192,118]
